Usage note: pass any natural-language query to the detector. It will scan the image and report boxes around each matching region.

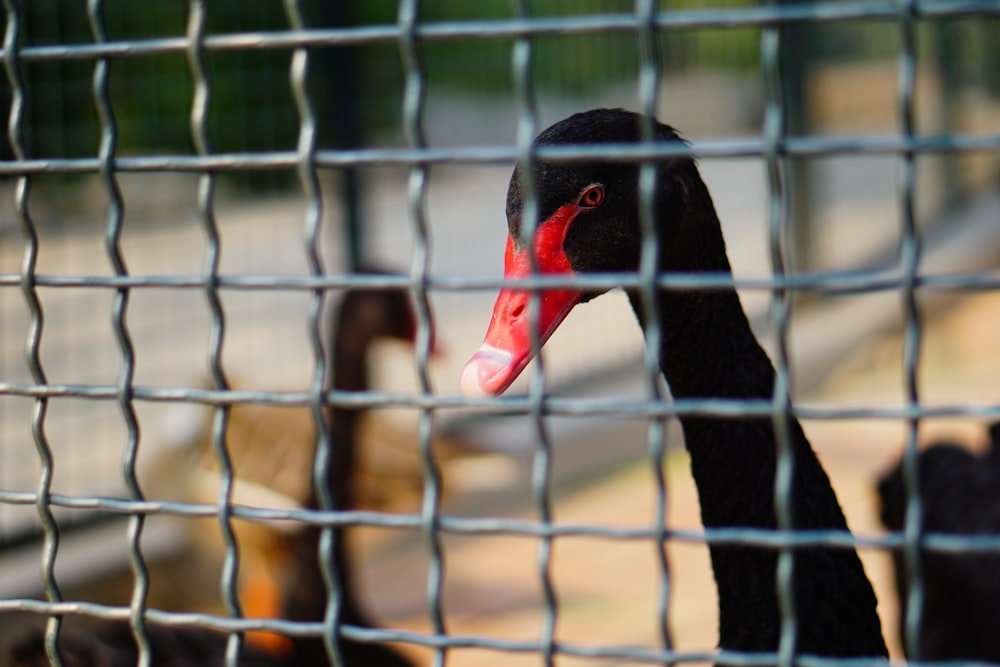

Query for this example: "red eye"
[578,184,604,209]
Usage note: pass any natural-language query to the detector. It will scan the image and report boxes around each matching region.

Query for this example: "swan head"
[461,108,695,398]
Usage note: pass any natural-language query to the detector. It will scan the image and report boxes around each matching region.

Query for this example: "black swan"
[877,420,1000,661]
[461,108,888,660]
[9,276,420,667]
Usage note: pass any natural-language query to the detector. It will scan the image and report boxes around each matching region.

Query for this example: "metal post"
[778,0,815,276]
[934,19,963,212]
[313,3,365,271]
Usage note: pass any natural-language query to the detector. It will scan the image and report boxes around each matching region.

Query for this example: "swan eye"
[578,184,604,209]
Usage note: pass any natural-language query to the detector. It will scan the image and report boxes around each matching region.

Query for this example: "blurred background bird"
[877,420,1000,663]
[143,268,491,656]
[8,269,504,665]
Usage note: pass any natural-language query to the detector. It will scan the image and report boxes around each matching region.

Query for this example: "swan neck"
[623,192,886,655]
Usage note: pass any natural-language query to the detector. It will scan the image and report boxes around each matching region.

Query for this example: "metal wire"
[760,12,798,667]
[0,0,996,66]
[509,2,560,664]
[1,2,999,666]
[633,0,673,657]
[282,1,346,664]
[186,2,245,665]
[1,266,998,295]
[895,0,927,659]
[2,383,999,423]
[398,2,450,666]
[0,509,995,560]
[3,1,65,665]
[1,131,999,177]
[88,1,152,665]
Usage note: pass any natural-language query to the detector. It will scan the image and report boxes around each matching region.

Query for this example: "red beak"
[461,206,583,397]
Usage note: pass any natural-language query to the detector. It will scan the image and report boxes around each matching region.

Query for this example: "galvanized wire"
[760,14,799,667]
[0,131,999,178]
[3,1,65,665]
[0,505,996,558]
[634,0,673,656]
[508,1,561,664]
[0,0,996,66]
[895,0,927,659]
[186,2,245,665]
[0,266,997,295]
[88,1,152,665]
[398,1,450,665]
[2,382,999,423]
[281,0,346,663]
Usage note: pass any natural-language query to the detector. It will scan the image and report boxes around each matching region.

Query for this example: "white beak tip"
[460,345,515,398]
[460,360,490,399]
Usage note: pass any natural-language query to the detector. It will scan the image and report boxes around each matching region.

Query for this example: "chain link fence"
[1,1,1000,666]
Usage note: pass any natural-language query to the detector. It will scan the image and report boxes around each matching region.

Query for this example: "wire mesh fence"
[1,1,999,666]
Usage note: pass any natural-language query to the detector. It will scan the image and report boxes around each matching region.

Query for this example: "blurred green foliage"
[11,0,763,162]
[5,1,997,170]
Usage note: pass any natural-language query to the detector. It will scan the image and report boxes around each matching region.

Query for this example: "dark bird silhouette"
[10,274,421,667]
[877,420,1000,662]
[281,274,420,667]
[8,624,279,667]
[461,108,888,661]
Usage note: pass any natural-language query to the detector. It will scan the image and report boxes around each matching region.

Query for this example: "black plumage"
[877,420,1000,662]
[8,624,276,667]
